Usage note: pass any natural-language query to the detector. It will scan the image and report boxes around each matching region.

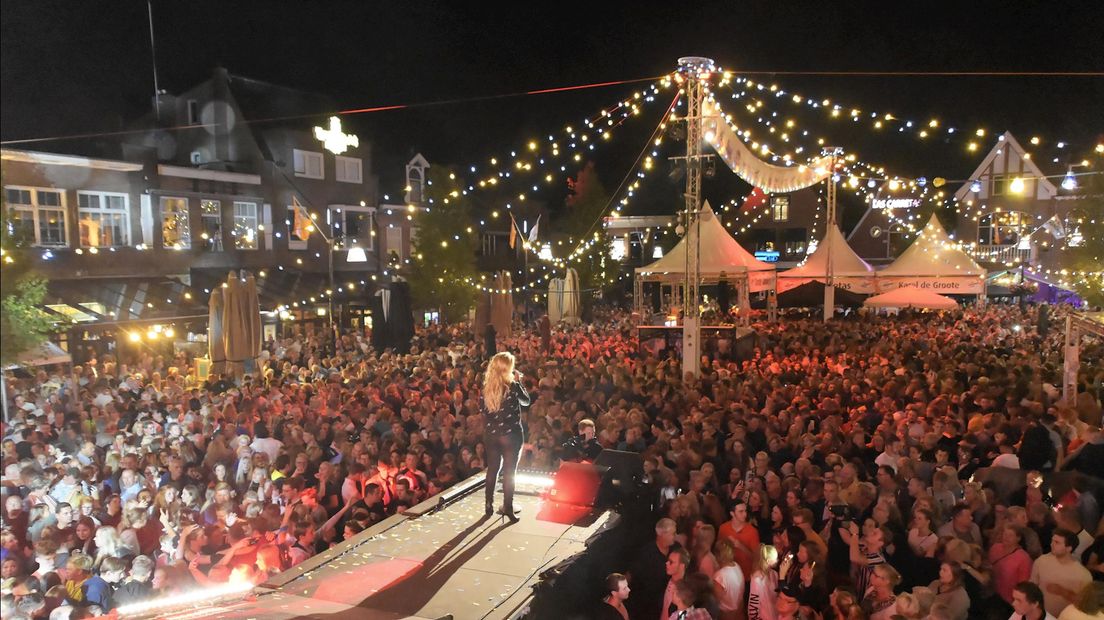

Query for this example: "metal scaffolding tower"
[822,147,842,322]
[677,56,715,378]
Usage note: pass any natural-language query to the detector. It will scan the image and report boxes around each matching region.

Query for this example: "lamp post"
[312,115,359,349]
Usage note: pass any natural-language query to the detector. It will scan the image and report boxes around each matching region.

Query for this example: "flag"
[528,214,541,244]
[741,187,768,212]
[509,213,517,249]
[292,196,312,240]
[1041,214,1066,239]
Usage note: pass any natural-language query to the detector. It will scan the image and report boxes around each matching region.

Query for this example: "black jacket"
[482,382,530,436]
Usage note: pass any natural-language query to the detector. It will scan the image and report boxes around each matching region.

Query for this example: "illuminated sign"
[754,250,780,262]
[872,198,921,210]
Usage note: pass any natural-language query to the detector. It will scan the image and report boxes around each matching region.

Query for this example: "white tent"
[3,341,71,370]
[876,215,986,294]
[777,224,876,293]
[635,201,775,292]
[864,286,958,310]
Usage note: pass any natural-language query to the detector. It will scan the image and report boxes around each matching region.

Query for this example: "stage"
[638,324,757,361]
[125,474,619,620]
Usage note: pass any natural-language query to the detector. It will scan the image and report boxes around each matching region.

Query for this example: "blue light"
[1062,172,1077,191]
[970,181,982,193]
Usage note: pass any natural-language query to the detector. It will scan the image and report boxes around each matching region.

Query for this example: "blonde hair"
[755,544,779,574]
[483,352,515,413]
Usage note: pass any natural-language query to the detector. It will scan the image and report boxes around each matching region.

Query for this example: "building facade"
[2,68,416,360]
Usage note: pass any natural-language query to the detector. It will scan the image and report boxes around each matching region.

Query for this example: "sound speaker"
[594,450,644,501]
[547,461,602,507]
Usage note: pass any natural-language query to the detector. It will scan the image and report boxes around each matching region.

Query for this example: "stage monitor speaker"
[546,461,602,507]
[594,449,644,501]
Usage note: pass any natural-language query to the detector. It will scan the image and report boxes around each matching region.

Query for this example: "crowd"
[0,301,1102,620]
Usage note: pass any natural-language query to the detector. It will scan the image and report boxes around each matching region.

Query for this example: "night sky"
[2,1,1102,205]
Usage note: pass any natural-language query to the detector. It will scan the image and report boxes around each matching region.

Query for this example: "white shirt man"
[874,439,902,472]
[1029,530,1092,617]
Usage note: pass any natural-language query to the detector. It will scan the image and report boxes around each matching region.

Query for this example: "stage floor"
[151,482,615,620]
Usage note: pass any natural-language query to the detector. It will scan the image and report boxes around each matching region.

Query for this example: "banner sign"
[872,198,921,210]
[876,276,984,294]
[776,276,877,294]
[749,270,776,293]
[703,99,833,193]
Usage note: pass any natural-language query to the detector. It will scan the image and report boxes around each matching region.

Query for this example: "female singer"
[482,352,530,522]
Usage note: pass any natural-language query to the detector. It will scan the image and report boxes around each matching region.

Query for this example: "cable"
[734,70,1104,77]
[565,92,680,259]
[0,75,664,146]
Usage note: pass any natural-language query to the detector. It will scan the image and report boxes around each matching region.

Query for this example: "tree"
[0,185,56,366]
[1060,171,1104,308]
[560,162,621,293]
[405,166,480,323]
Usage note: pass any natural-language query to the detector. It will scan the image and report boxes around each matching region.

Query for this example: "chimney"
[153,90,177,125]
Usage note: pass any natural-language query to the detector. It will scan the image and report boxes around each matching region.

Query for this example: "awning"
[4,341,71,370]
[864,286,958,310]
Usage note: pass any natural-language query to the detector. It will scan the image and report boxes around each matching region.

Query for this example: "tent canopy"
[777,224,876,293]
[879,215,985,276]
[636,201,775,283]
[864,286,958,310]
[753,280,867,309]
[780,224,875,279]
[4,341,71,370]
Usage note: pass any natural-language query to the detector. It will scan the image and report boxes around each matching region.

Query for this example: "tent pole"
[822,148,841,322]
[1,371,8,424]
[1063,315,1079,406]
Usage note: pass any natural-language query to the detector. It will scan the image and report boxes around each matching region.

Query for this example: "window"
[187,100,200,125]
[293,149,324,179]
[978,211,1024,245]
[991,174,1004,196]
[77,191,129,247]
[232,201,258,250]
[160,197,190,249]
[4,186,67,247]
[332,206,374,250]
[783,240,805,257]
[335,156,362,184]
[386,226,404,260]
[480,232,499,256]
[771,195,789,222]
[200,199,223,251]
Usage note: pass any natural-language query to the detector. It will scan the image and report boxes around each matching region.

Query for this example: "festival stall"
[875,215,986,295]
[776,224,877,294]
[863,285,959,310]
[634,201,776,320]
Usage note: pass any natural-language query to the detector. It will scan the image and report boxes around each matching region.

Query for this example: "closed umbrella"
[562,268,580,323]
[548,277,564,323]
[503,271,513,338]
[245,272,261,372]
[222,271,260,379]
[490,271,513,338]
[208,287,226,377]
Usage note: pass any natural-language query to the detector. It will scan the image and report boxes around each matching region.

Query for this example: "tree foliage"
[1061,171,1104,308]
[0,273,54,366]
[405,166,480,322]
[1,185,56,365]
[561,162,621,293]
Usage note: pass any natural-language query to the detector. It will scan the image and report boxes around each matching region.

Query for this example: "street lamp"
[311,116,361,348]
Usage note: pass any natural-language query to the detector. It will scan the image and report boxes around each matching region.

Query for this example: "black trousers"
[484,430,523,510]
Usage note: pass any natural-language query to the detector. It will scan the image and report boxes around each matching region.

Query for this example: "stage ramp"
[134,474,618,620]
